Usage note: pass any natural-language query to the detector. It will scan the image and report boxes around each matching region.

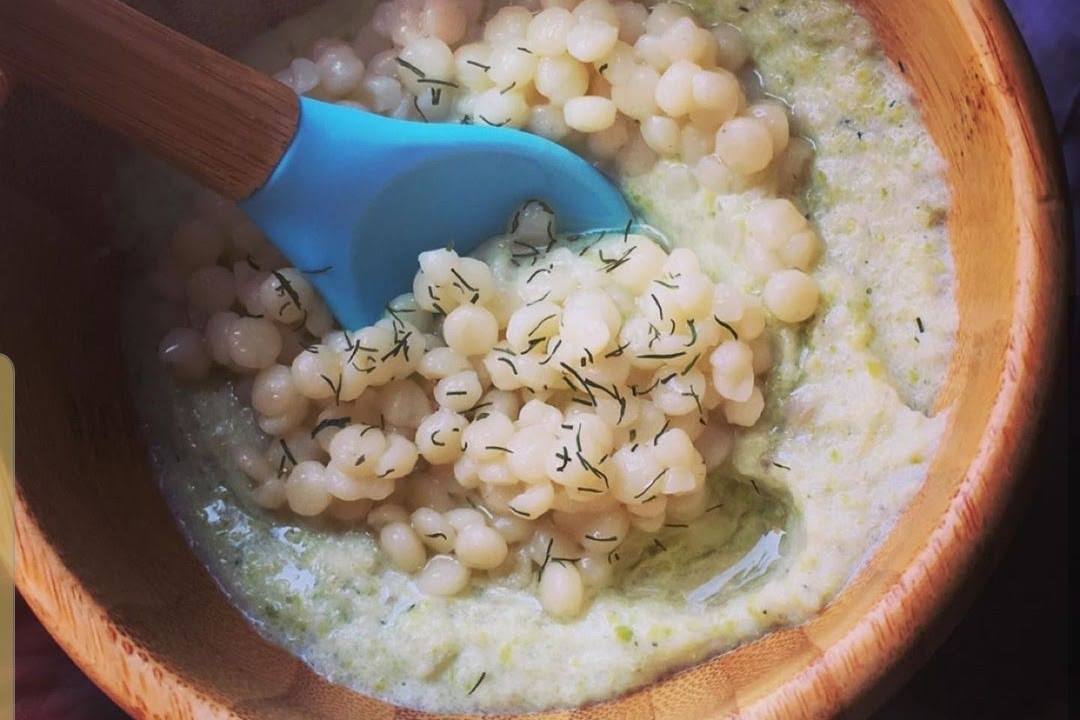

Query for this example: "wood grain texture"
[0,0,1067,718]
[0,0,299,200]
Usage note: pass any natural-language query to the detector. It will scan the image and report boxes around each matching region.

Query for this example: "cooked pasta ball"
[155,0,823,617]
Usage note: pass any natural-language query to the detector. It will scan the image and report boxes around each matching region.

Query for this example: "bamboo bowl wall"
[0,0,1067,717]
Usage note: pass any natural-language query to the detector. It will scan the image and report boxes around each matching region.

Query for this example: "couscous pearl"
[454,523,509,569]
[227,317,283,370]
[434,370,483,411]
[445,507,487,531]
[527,103,572,140]
[487,44,539,87]
[397,37,455,92]
[159,327,212,380]
[748,100,790,154]
[453,43,495,91]
[421,0,467,45]
[252,364,304,417]
[746,198,808,250]
[539,560,584,618]
[709,340,755,402]
[610,65,660,119]
[639,116,682,158]
[491,514,535,543]
[527,8,577,56]
[764,269,820,323]
[285,462,333,516]
[417,554,470,596]
[654,60,699,117]
[779,229,822,271]
[443,304,498,356]
[473,87,530,128]
[711,23,749,70]
[290,348,339,399]
[715,116,774,174]
[411,507,457,552]
[329,424,388,474]
[563,96,617,132]
[734,296,767,341]
[723,385,764,426]
[316,44,365,97]
[613,1,648,43]
[535,55,590,104]
[362,74,404,113]
[572,0,620,25]
[483,5,533,44]
[691,68,740,117]
[660,17,711,64]
[368,503,409,528]
[566,21,619,63]
[380,521,427,571]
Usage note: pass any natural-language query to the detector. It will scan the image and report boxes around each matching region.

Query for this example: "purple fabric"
[1004,0,1079,293]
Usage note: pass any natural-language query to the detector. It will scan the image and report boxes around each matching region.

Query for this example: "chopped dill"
[417,77,459,87]
[413,95,428,122]
[279,438,297,466]
[653,419,671,444]
[636,351,687,360]
[466,59,491,70]
[634,469,665,500]
[468,672,487,696]
[395,57,426,77]
[311,416,349,437]
[773,462,791,470]
[496,356,519,375]
[714,316,739,339]
[478,114,508,127]
[526,266,551,283]
[528,313,557,337]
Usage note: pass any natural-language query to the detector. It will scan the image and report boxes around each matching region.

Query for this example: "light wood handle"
[0,0,299,200]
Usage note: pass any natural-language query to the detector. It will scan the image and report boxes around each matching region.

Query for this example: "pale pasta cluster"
[272,0,803,179]
[156,197,820,617]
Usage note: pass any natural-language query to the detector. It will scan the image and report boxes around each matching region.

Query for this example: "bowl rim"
[5,0,1069,717]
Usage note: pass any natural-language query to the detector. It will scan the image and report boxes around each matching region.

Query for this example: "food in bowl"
[118,0,957,712]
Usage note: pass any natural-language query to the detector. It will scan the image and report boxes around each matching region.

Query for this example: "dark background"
[12,0,1075,718]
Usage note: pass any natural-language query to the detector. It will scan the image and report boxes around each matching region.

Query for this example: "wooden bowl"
[0,0,1067,717]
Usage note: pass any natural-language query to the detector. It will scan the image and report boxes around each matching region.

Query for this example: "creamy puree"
[120,0,956,712]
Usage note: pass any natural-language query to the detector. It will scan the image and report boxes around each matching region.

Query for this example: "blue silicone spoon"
[241,98,632,329]
[0,0,632,329]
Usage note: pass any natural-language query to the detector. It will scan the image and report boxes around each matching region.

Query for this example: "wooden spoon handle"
[0,0,299,200]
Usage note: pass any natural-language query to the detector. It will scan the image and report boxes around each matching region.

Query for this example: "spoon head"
[241,97,632,329]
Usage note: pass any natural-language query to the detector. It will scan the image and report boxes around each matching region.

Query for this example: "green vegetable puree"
[120,0,956,712]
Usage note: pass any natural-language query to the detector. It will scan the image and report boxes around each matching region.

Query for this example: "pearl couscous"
[121,0,957,712]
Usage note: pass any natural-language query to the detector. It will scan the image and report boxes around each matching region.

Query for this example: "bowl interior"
[1,0,1064,718]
